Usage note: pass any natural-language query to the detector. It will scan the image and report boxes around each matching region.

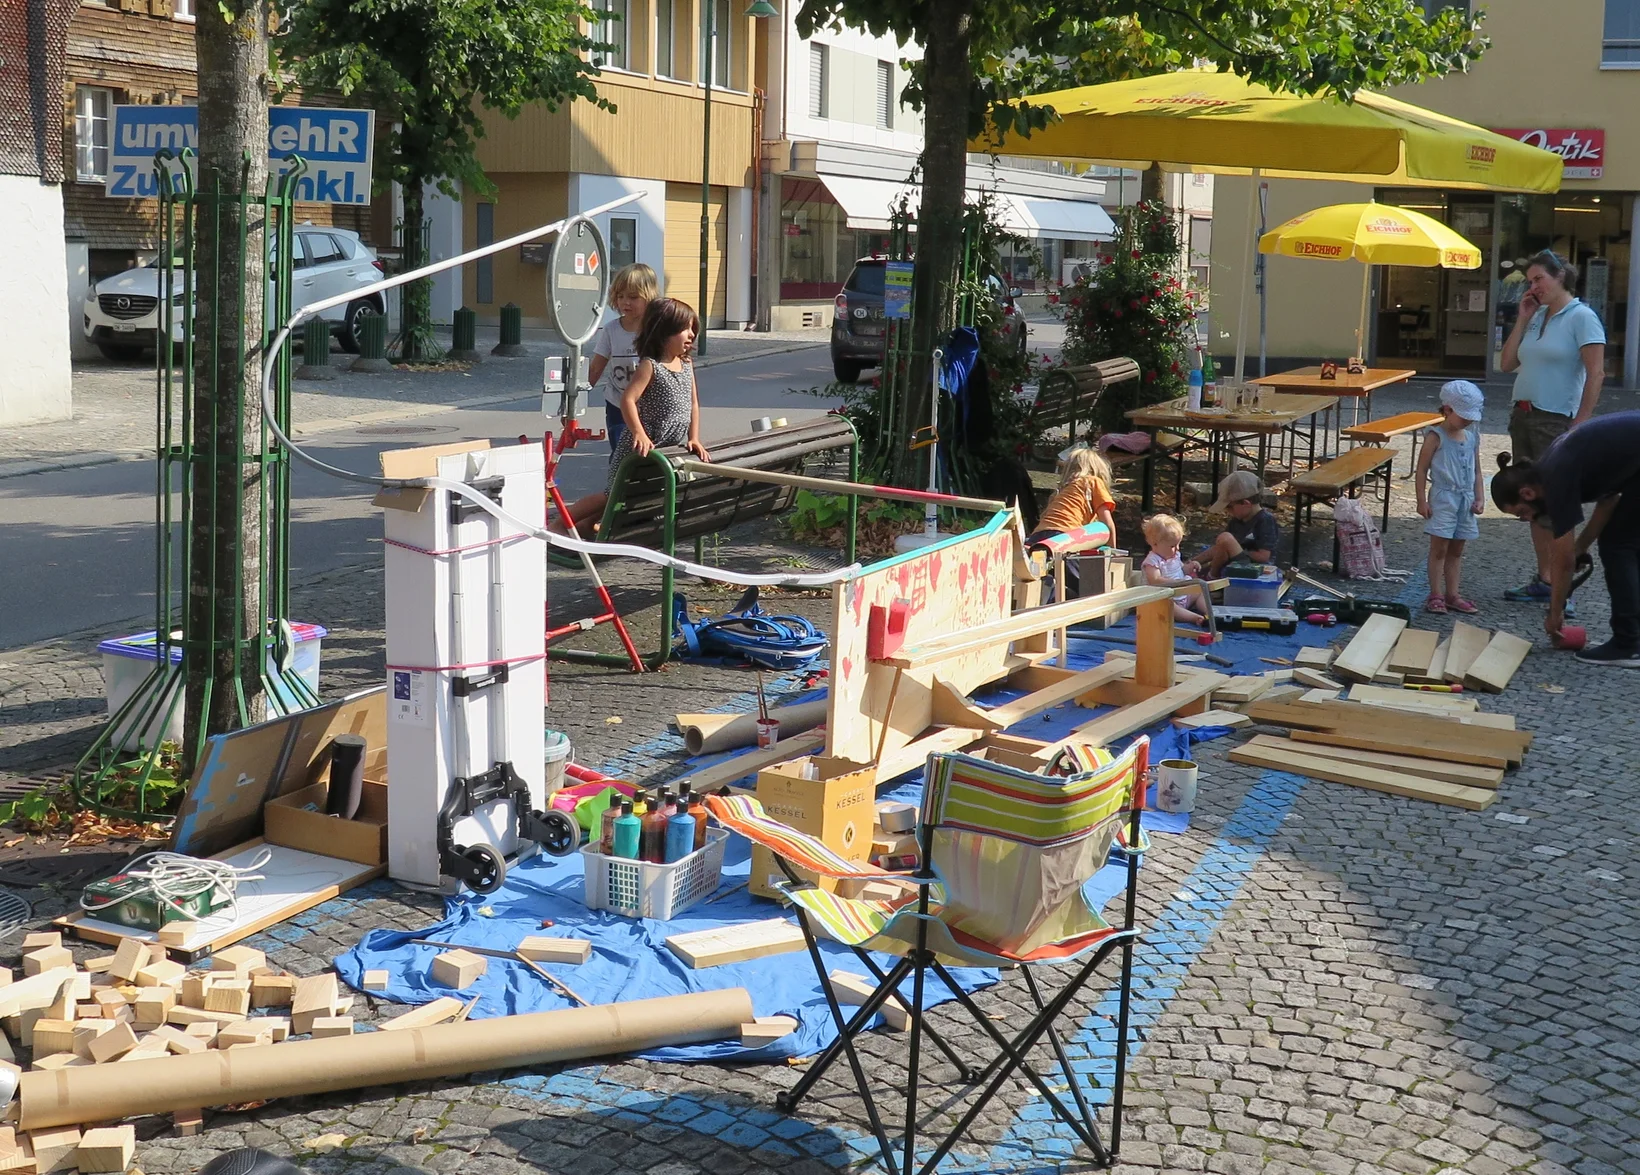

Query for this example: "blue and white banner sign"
[107,106,375,205]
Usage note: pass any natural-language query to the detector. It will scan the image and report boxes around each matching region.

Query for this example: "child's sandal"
[1424,595,1448,614]
[1446,596,1479,614]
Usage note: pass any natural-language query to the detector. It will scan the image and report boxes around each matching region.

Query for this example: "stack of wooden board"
[1329,616,1532,694]
[1231,698,1533,811]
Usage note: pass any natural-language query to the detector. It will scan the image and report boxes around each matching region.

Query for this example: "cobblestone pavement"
[1,326,828,477]
[3,379,1640,1175]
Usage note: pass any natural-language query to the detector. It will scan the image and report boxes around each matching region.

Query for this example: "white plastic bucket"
[1155,759,1199,814]
[543,729,572,796]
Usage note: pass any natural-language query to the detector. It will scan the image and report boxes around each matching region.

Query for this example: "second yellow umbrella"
[1259,202,1482,362]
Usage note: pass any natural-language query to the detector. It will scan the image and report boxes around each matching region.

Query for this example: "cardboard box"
[750,756,875,900]
[264,775,388,866]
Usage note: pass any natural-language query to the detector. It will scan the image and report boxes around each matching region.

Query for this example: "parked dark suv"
[829,258,1027,383]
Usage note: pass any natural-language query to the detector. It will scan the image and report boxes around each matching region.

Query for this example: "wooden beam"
[983,661,1132,729]
[1133,598,1176,690]
[1333,614,1408,683]
[1388,629,1438,676]
[929,680,1004,731]
[1346,683,1479,712]
[670,458,1007,515]
[871,726,985,786]
[1293,668,1342,690]
[1247,698,1531,750]
[675,731,826,794]
[1239,734,1503,788]
[1173,709,1251,730]
[1294,646,1335,670]
[1037,673,1221,758]
[1463,631,1531,694]
[880,587,1175,669]
[1443,622,1491,684]
[1408,637,1450,685]
[1212,675,1272,705]
[1228,743,1499,811]
[1287,728,1508,770]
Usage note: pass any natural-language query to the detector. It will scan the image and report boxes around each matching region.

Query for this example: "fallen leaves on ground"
[301,1133,349,1152]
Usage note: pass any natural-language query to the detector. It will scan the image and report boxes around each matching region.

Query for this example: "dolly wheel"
[537,809,581,857]
[463,844,507,894]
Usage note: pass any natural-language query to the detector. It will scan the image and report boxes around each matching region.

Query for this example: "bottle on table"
[684,785,709,852]
[612,800,641,859]
[664,800,697,863]
[641,791,669,863]
[1201,351,1218,409]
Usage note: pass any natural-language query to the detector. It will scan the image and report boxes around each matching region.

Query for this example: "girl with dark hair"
[1490,410,1640,666]
[560,298,710,535]
[1497,249,1606,605]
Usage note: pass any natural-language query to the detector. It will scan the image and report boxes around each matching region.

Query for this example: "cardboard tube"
[18,989,753,1130]
[677,700,829,755]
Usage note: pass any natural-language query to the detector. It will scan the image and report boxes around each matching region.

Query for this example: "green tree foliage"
[795,0,1487,483]
[1054,200,1206,433]
[281,0,611,360]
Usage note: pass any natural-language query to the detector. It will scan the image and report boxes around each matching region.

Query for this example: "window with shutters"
[809,44,828,118]
[875,61,893,129]
[74,87,112,183]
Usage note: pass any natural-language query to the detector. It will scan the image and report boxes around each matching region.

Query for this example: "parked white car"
[82,225,385,363]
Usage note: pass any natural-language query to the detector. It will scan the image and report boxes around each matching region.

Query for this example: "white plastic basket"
[581,827,729,920]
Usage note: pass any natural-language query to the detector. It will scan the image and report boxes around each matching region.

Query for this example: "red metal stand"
[522,425,647,674]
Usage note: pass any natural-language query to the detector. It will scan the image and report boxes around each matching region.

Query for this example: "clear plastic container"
[581,828,728,919]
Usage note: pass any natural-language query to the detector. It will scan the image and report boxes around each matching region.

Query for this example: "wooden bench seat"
[1340,410,1443,446]
[1288,446,1394,566]
[1027,358,1142,448]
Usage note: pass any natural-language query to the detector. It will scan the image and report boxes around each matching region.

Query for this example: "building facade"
[1212,0,1640,388]
[757,17,1122,328]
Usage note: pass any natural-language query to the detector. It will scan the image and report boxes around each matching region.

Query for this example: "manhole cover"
[0,889,29,936]
[357,425,451,436]
[0,848,130,890]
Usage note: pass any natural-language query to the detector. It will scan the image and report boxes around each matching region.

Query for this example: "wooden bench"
[1288,445,1395,566]
[1342,410,1442,476]
[554,415,859,667]
[1027,358,1142,447]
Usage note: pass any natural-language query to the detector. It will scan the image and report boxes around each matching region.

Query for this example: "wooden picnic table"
[1126,393,1340,506]
[1250,366,1417,421]
[1340,409,1444,476]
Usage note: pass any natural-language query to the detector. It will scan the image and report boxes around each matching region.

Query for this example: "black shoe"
[1575,640,1640,667]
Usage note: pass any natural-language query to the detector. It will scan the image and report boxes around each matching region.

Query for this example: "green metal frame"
[71,151,316,819]
[550,425,861,669]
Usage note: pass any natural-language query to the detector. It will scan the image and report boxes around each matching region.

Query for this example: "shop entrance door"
[1372,192,1493,376]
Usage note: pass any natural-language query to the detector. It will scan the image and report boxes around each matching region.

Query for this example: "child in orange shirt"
[1027,447,1118,549]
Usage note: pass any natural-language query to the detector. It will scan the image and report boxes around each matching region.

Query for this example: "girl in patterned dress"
[563,298,711,535]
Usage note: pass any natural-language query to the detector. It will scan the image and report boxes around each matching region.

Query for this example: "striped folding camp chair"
[704,735,1149,1174]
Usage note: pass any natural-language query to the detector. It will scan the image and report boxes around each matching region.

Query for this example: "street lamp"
[698,0,777,356]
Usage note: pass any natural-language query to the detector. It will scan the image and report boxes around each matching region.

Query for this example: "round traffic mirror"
[544,216,610,347]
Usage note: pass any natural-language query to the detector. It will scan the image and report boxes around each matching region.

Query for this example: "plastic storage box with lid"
[1223,567,1283,609]
[98,624,327,750]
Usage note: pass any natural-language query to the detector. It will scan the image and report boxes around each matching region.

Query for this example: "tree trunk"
[400,181,434,362]
[900,0,974,487]
[185,3,270,775]
[1141,162,1167,207]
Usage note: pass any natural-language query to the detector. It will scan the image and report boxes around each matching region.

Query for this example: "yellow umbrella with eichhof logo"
[1259,202,1482,360]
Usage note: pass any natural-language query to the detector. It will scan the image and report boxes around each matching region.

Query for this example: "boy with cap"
[1199,470,1280,576]
[1415,380,1487,614]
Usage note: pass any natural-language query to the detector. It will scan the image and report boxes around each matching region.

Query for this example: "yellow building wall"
[462,174,569,324]
[663,182,727,319]
[1212,0,1640,365]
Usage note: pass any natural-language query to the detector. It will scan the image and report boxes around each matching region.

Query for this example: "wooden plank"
[1388,629,1438,676]
[1351,699,1516,728]
[516,937,592,966]
[1040,673,1221,757]
[1133,598,1177,690]
[1443,622,1492,684]
[1333,614,1407,683]
[1299,688,1341,703]
[882,586,1174,670]
[378,996,467,1032]
[675,731,826,794]
[1240,735,1504,788]
[983,661,1132,729]
[1212,675,1272,705]
[827,971,910,1030]
[1247,699,1531,751]
[665,919,806,969]
[1229,743,1499,811]
[1346,683,1480,712]
[1464,631,1532,694]
[740,1015,799,1048]
[1294,646,1335,670]
[1293,668,1342,690]
[1408,637,1450,685]
[870,726,985,786]
[1287,728,1508,770]
[1173,709,1251,730]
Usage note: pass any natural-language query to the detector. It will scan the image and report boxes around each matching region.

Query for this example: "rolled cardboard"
[676,700,828,755]
[18,989,753,1130]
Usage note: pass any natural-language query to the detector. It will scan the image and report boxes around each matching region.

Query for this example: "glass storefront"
[778,178,892,301]
[1372,188,1630,379]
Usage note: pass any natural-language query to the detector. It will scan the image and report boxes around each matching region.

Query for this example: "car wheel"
[337,299,378,354]
[833,358,865,383]
[97,342,145,363]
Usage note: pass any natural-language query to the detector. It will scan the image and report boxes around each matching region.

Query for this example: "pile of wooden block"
[1324,615,1531,694]
[1231,696,1532,810]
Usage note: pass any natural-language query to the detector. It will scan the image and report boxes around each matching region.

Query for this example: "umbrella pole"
[1356,262,1371,364]
[1233,168,1262,387]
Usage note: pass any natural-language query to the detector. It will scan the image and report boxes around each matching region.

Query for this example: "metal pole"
[1257,178,1268,378]
[698,0,714,356]
[1232,168,1261,387]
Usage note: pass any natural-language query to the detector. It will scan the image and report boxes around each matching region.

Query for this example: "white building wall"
[423,181,462,325]
[567,173,667,286]
[782,22,922,153]
[65,240,98,361]
[2,176,73,427]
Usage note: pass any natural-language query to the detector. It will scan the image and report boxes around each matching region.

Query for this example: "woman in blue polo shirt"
[1497,250,1606,605]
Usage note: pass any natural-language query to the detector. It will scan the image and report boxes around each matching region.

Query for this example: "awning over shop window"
[816,175,1115,241]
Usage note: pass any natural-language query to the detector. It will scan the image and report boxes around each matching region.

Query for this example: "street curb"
[3,341,830,480]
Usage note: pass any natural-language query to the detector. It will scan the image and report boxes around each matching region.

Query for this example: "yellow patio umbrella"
[1258,201,1483,361]
[971,69,1562,381]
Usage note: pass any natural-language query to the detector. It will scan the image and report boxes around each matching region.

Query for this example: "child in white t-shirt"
[1142,513,1209,627]
[589,263,658,453]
